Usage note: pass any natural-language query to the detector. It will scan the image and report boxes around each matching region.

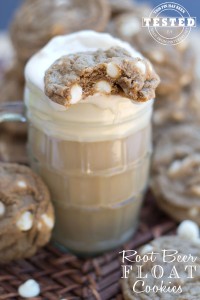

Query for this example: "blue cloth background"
[0,0,199,30]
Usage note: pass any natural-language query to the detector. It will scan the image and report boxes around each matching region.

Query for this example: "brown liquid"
[29,124,151,254]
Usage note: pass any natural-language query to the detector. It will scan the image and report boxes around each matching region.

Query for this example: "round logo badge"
[142,2,196,45]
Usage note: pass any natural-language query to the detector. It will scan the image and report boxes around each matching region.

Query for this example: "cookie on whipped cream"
[44,46,160,107]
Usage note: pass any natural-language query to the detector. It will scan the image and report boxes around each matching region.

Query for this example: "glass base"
[52,225,138,258]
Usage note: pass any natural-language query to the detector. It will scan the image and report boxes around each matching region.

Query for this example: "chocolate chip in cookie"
[0,163,55,263]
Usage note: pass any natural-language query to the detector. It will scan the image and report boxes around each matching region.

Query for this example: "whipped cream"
[25,30,144,109]
[26,88,153,141]
[24,31,153,141]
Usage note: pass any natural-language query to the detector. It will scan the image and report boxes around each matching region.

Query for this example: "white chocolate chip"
[37,222,42,230]
[150,50,165,63]
[189,207,199,218]
[17,181,27,189]
[95,81,111,94]
[168,155,200,178]
[70,84,83,104]
[106,62,120,78]
[177,220,199,241]
[120,17,140,37]
[176,40,188,51]
[180,74,190,86]
[147,61,153,72]
[18,279,40,298]
[0,201,5,217]
[41,214,54,229]
[171,111,185,121]
[135,61,146,75]
[140,244,154,255]
[17,211,33,231]
[168,160,182,177]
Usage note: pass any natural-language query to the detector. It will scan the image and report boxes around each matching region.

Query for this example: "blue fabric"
[0,0,199,30]
[0,0,22,30]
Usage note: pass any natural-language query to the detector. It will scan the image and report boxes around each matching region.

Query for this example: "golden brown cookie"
[154,82,200,126]
[0,163,55,263]
[108,5,151,40]
[153,81,200,142]
[10,0,111,63]
[110,9,196,96]
[108,0,134,16]
[44,46,160,106]
[151,124,200,224]
[122,222,200,299]
[0,61,24,103]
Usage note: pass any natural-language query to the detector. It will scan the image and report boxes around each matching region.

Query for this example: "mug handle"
[0,101,26,123]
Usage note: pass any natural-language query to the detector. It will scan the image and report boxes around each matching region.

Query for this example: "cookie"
[108,0,134,16]
[122,221,200,299]
[153,81,200,142]
[108,6,151,40]
[0,76,24,103]
[0,61,24,103]
[44,46,160,106]
[0,163,55,263]
[110,10,196,96]
[151,124,200,224]
[10,0,111,63]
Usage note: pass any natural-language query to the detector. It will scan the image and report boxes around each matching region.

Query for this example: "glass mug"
[0,88,153,256]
